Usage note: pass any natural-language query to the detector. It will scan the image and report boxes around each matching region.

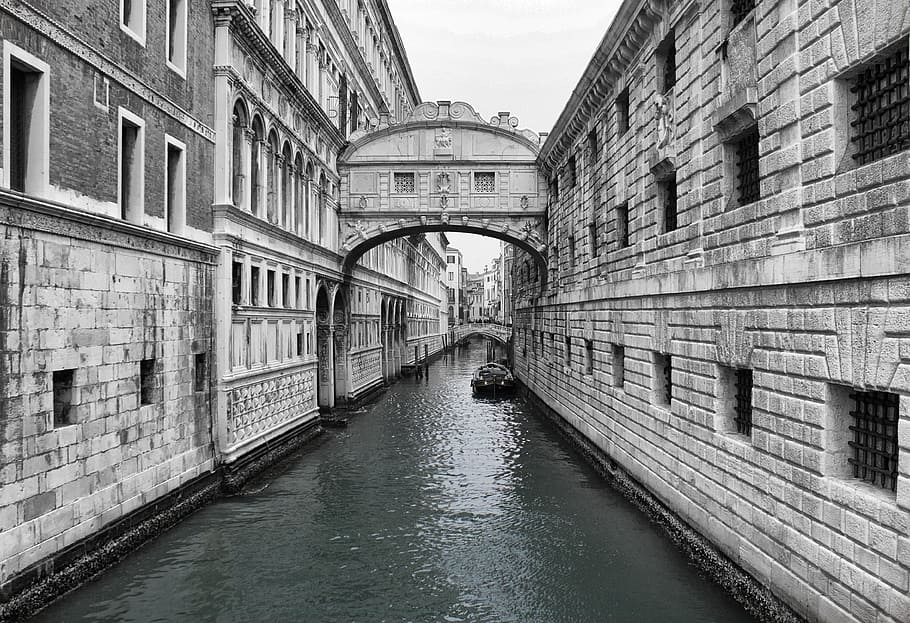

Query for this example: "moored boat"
[471,362,515,396]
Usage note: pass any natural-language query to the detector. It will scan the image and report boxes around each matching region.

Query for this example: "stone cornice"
[212,0,345,150]
[538,0,667,173]
[0,190,218,262]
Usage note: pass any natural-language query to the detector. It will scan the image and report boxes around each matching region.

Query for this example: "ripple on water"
[32,341,758,623]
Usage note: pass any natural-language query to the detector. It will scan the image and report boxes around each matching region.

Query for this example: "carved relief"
[435,128,453,149]
[655,93,674,148]
[227,370,316,445]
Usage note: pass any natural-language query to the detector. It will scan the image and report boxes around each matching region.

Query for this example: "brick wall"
[517,1,910,621]
[0,192,216,589]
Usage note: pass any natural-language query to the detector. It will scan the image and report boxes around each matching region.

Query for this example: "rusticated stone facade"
[514,1,910,622]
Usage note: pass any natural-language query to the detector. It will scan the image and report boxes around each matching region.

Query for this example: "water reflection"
[32,340,756,623]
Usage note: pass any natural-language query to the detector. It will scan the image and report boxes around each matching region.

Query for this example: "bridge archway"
[338,101,548,286]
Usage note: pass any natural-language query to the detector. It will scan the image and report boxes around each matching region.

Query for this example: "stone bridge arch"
[338,101,548,284]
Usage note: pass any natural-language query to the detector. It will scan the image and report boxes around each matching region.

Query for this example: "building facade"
[0,0,448,606]
[513,1,910,622]
[445,245,463,324]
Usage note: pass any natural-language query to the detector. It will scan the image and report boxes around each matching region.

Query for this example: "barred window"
[850,47,910,166]
[393,172,415,193]
[566,155,577,188]
[474,172,495,193]
[588,221,598,258]
[660,176,678,233]
[736,128,761,205]
[848,389,900,492]
[584,339,594,375]
[587,128,598,162]
[730,0,755,28]
[734,368,753,436]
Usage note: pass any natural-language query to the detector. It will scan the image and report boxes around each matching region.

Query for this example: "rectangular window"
[850,46,910,166]
[588,221,598,258]
[166,0,187,75]
[568,235,576,267]
[474,172,495,193]
[730,0,756,28]
[584,339,594,375]
[658,30,676,93]
[121,0,147,44]
[447,255,455,263]
[654,352,672,406]
[612,344,624,388]
[194,353,207,392]
[52,369,76,428]
[267,270,276,306]
[393,172,415,193]
[295,276,302,308]
[617,202,630,247]
[847,389,900,492]
[139,358,156,405]
[305,278,311,308]
[296,332,303,356]
[735,128,760,205]
[587,128,598,165]
[733,368,753,436]
[282,273,290,308]
[250,266,260,306]
[165,136,186,234]
[5,46,49,195]
[231,261,243,304]
[119,108,145,223]
[660,176,677,233]
[550,177,559,204]
[565,335,572,367]
[566,155,577,188]
[616,88,630,135]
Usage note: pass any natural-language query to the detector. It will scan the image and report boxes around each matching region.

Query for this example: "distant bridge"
[451,323,512,346]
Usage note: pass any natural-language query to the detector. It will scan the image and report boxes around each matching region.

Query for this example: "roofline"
[537,0,646,171]
[376,0,422,105]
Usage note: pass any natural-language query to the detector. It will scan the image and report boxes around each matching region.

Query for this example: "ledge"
[0,189,218,262]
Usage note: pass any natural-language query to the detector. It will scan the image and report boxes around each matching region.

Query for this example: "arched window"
[281,142,292,230]
[294,153,304,236]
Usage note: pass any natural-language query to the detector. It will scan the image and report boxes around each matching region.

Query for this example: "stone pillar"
[306,40,317,95]
[266,146,277,224]
[285,6,297,66]
[333,326,348,404]
[212,11,233,207]
[272,0,284,51]
[240,128,254,211]
[317,326,335,410]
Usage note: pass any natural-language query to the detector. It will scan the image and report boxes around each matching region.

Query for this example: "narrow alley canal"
[33,340,757,623]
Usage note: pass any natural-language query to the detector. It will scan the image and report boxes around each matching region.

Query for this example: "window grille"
[734,368,753,436]
[848,389,900,492]
[850,47,910,166]
[393,172,415,193]
[566,156,577,188]
[730,0,755,28]
[736,128,761,204]
[662,178,677,232]
[587,129,598,162]
[474,172,495,193]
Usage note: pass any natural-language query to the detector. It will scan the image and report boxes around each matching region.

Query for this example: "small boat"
[471,362,515,396]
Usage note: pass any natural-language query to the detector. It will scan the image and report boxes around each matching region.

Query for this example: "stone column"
[272,0,284,51]
[212,10,233,207]
[285,6,297,66]
[317,326,335,410]
[306,40,317,95]
[240,128,254,211]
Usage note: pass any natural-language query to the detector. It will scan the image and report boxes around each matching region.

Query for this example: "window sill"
[120,23,146,47]
[166,60,187,80]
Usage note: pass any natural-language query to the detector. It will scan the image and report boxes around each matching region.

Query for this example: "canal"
[33,339,756,623]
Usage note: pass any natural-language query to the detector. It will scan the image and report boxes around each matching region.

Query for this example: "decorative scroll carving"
[227,370,316,445]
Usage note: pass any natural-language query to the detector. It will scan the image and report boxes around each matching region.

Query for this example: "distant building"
[445,246,463,324]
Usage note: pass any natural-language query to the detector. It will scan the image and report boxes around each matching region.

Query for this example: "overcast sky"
[385,0,622,272]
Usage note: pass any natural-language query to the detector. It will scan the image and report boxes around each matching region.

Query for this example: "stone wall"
[517,1,910,621]
[0,193,216,590]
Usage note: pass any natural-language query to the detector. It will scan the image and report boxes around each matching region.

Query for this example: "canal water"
[33,340,756,623]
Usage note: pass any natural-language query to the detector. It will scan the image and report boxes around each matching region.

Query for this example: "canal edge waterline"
[517,382,805,623]
[0,422,326,623]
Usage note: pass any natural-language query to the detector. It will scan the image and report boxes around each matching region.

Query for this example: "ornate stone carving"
[358,195,367,209]
[520,195,529,209]
[227,371,316,445]
[435,128,452,149]
[655,93,674,148]
[436,172,451,193]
